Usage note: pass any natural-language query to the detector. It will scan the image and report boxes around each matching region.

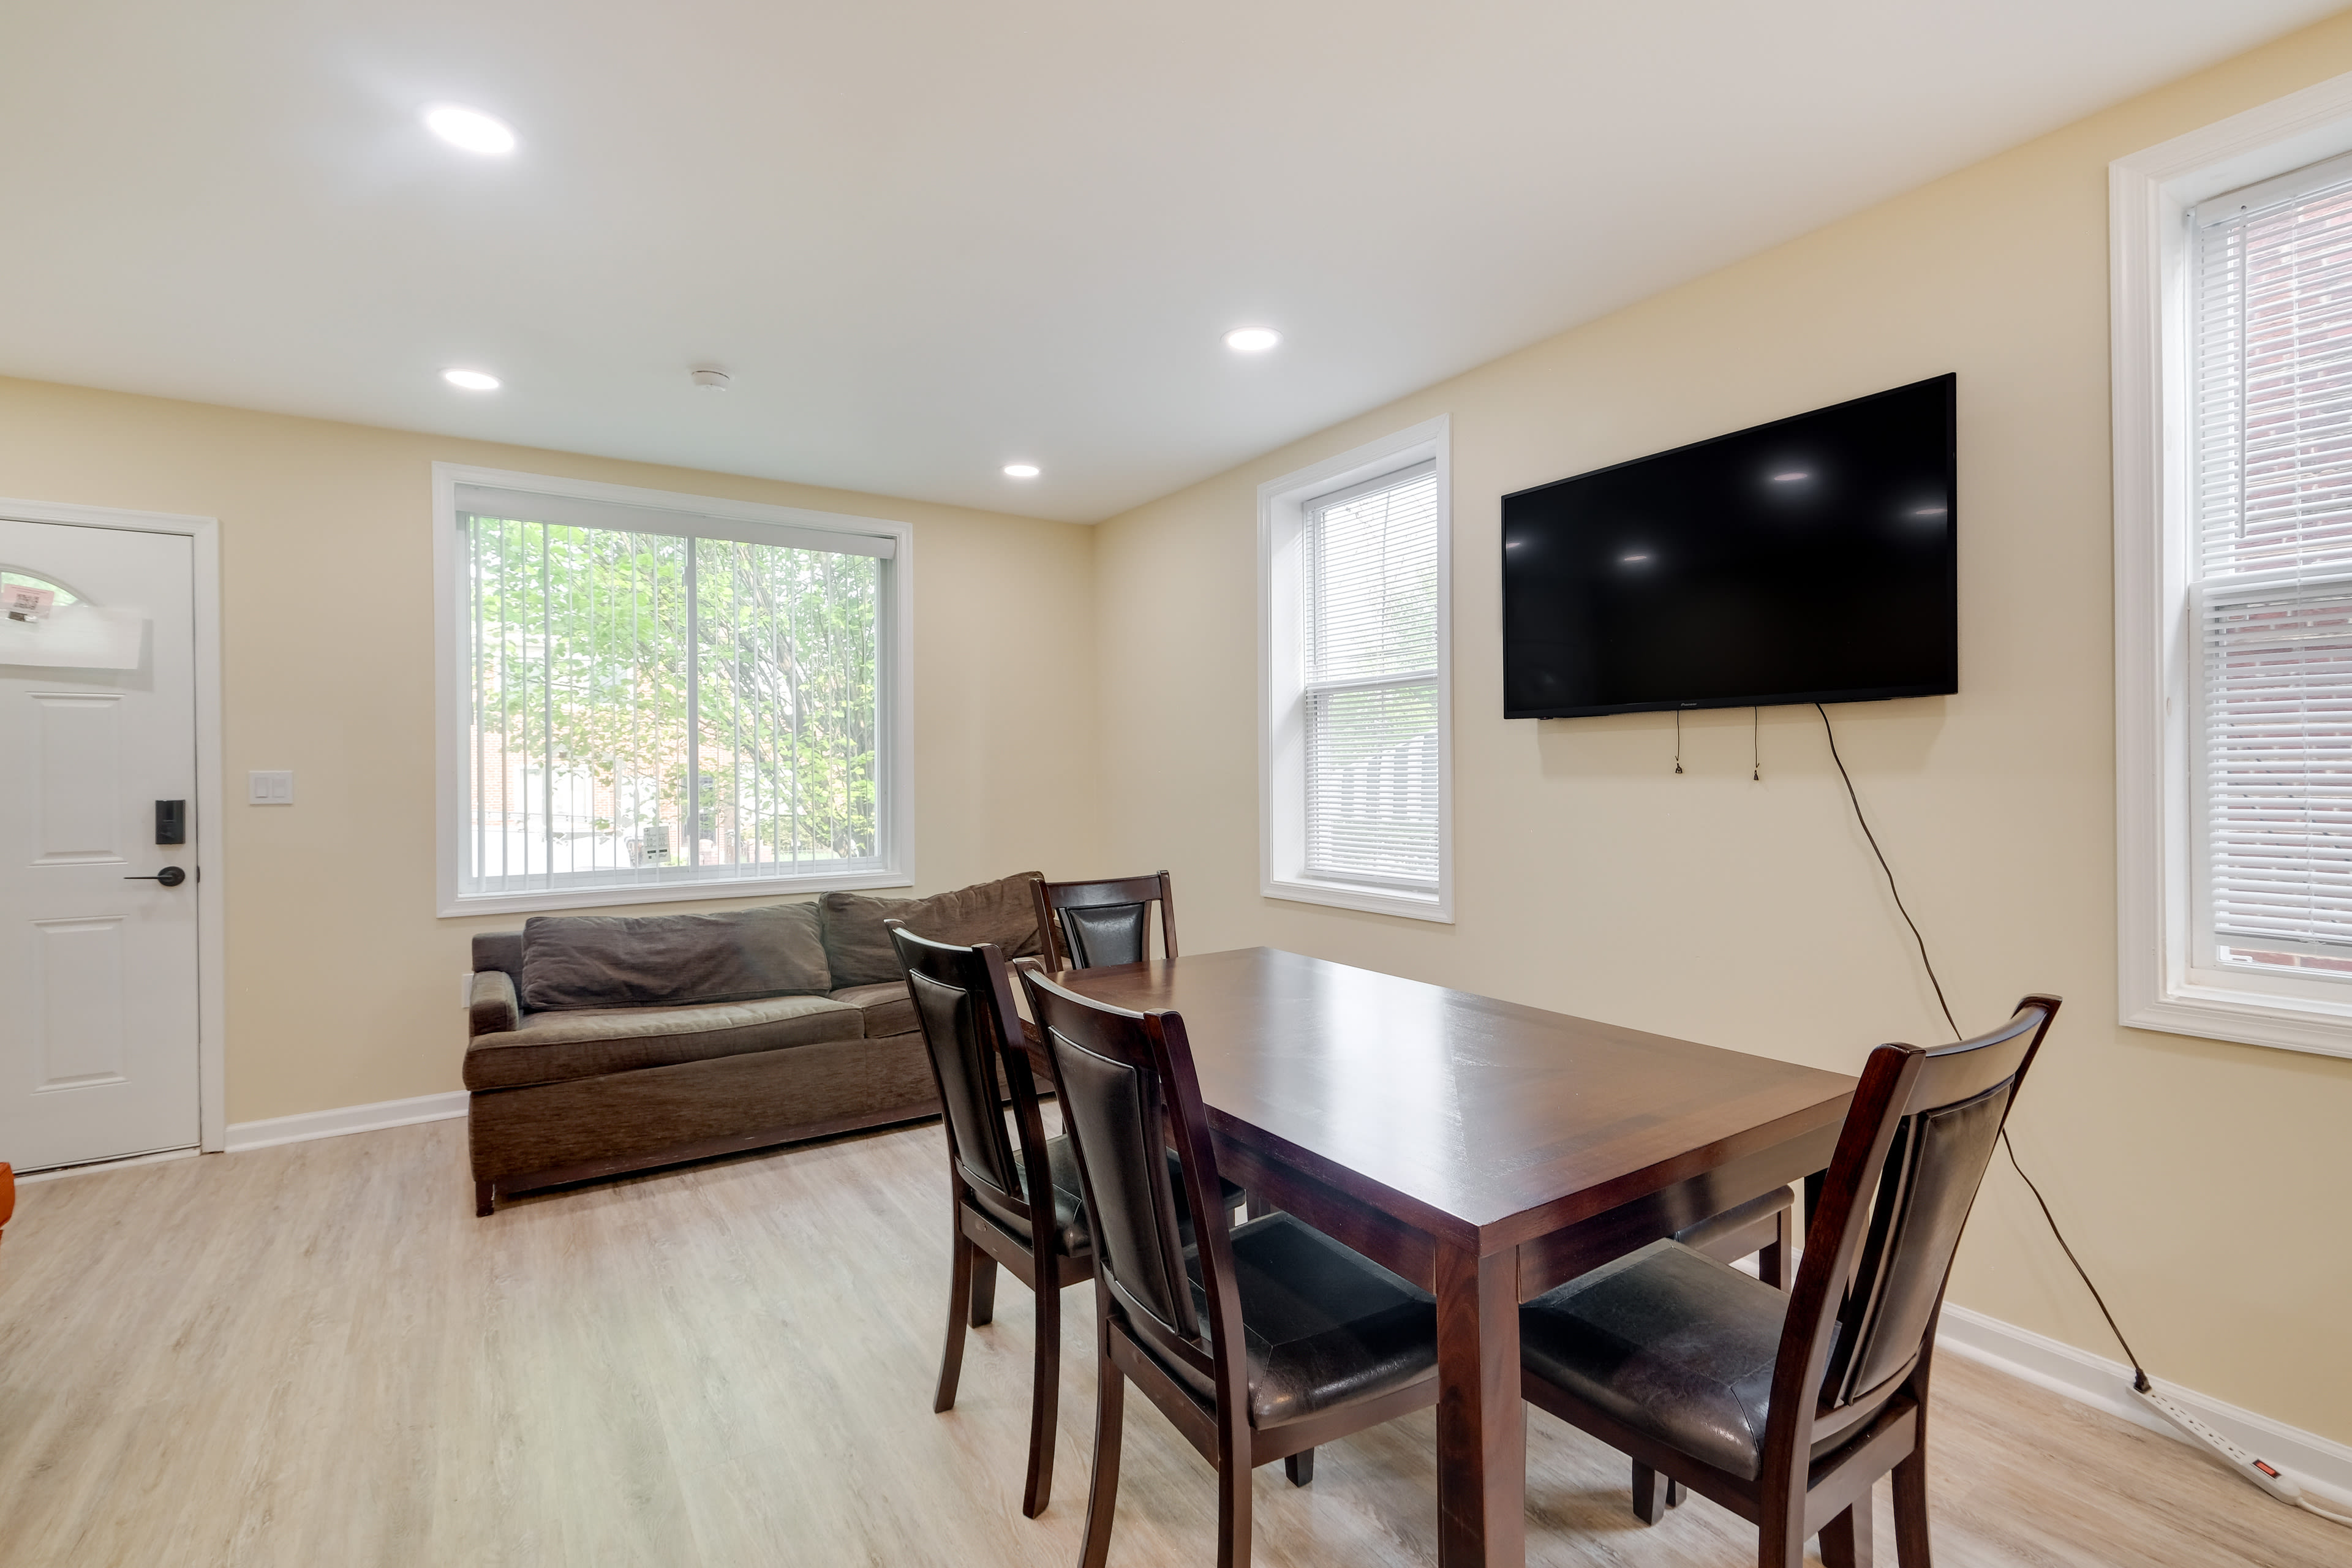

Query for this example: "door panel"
[36,694,125,862]
[36,917,127,1088]
[0,519,199,1169]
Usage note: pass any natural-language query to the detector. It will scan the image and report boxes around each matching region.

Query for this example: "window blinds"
[1302,461,1441,887]
[2194,159,2352,965]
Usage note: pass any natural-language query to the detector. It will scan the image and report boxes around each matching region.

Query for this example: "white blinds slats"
[1302,462,1440,888]
[2196,162,2352,963]
[2201,587,2352,949]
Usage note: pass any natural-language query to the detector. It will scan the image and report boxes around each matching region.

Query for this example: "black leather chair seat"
[1161,1213,1438,1429]
[971,1137,1243,1259]
[1520,1238,1789,1479]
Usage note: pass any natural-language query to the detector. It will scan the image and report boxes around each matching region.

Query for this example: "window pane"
[1305,464,1439,683]
[463,513,880,895]
[2196,175,2352,578]
[1305,681,1440,886]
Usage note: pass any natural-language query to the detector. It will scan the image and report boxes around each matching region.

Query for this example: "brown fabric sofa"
[464,872,1042,1213]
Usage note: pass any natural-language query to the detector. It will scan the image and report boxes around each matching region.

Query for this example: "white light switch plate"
[247,769,294,805]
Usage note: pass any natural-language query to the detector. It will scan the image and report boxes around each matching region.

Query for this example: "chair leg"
[474,1180,496,1218]
[1285,1447,1314,1487]
[968,1254,999,1327]
[1632,1460,1665,1525]
[936,1232,977,1413]
[1893,1444,1932,1566]
[1021,1270,1061,1518]
[1078,1354,1125,1568]
[1821,1498,1876,1568]
[1667,1478,1683,1507]
[1759,1205,1790,1289]
[1216,1432,1254,1568]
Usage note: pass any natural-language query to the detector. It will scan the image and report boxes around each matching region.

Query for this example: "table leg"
[1433,1238,1525,1568]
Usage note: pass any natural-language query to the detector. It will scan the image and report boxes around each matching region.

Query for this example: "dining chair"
[1030,870,1177,970]
[0,1163,13,1253]
[891,922,1090,1518]
[1519,994,2061,1568]
[1018,967,1441,1568]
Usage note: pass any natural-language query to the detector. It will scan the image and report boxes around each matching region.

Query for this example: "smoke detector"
[689,367,731,391]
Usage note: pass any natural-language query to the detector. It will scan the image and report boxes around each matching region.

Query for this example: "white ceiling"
[0,2,2337,522]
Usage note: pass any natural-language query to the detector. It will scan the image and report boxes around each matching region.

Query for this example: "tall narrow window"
[2192,154,2352,985]
[1260,418,1452,922]
[438,470,909,914]
[1302,462,1442,888]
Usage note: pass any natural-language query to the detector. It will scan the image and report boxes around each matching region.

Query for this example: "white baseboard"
[1939,1302,2352,1510]
[224,1090,470,1153]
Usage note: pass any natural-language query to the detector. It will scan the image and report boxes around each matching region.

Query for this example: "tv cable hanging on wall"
[1813,702,2350,1530]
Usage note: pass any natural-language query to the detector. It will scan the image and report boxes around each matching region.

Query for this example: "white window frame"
[432,463,914,918]
[1258,417,1453,922]
[2114,70,2352,1060]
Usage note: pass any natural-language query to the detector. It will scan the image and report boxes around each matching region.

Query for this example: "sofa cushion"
[829,981,916,1040]
[519,902,831,1011]
[463,992,862,1091]
[818,872,1045,987]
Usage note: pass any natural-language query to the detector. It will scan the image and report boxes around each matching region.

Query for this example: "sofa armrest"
[469,969,520,1038]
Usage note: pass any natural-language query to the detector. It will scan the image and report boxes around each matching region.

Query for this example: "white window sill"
[1264,875,1453,924]
[439,867,913,920]
[2124,980,2352,1062]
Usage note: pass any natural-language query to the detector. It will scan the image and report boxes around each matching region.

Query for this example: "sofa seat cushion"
[819,872,1045,987]
[829,981,914,1039]
[464,993,862,1091]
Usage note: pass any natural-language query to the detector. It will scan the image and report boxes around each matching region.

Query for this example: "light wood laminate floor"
[0,1118,2340,1567]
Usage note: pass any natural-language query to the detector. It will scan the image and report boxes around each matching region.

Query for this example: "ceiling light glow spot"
[1223,326,1282,353]
[1909,504,1948,516]
[1770,470,1810,483]
[1621,552,1651,564]
[1003,463,1041,478]
[424,105,517,156]
[443,368,500,391]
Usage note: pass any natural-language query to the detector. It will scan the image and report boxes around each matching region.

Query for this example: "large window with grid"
[435,470,910,915]
[1259,418,1452,922]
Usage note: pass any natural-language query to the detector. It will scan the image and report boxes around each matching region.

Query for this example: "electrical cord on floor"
[1814,701,2349,1529]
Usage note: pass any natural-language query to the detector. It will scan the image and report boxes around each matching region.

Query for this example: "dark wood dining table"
[1025,946,1855,1568]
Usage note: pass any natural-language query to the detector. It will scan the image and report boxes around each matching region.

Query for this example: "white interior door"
[0,518,200,1170]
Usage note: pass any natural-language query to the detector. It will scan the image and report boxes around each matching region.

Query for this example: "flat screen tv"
[1501,374,1956,719]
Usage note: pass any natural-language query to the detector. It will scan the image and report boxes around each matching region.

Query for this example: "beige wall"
[0,375,1100,1125]
[1091,19,2352,1442]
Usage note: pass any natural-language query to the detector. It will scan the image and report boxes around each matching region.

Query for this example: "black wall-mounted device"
[156,799,186,845]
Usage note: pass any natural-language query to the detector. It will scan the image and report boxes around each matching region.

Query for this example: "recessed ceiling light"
[1770,470,1811,483]
[424,105,517,156]
[1223,326,1282,353]
[1003,463,1041,479]
[443,368,500,391]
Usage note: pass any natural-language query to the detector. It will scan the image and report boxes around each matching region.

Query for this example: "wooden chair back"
[1017,967,1243,1408]
[1031,872,1178,971]
[1766,994,2060,1480]
[888,922,1055,1232]
[0,1163,12,1253]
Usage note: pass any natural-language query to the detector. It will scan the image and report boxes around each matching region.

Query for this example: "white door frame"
[0,495,226,1153]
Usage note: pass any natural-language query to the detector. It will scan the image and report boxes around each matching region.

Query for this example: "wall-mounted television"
[1501,374,1957,719]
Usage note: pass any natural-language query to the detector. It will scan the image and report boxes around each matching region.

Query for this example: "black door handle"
[125,866,187,887]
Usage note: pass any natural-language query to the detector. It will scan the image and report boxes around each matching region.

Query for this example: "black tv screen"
[1501,374,1957,719]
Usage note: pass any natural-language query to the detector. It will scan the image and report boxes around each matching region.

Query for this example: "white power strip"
[2132,1382,2352,1526]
